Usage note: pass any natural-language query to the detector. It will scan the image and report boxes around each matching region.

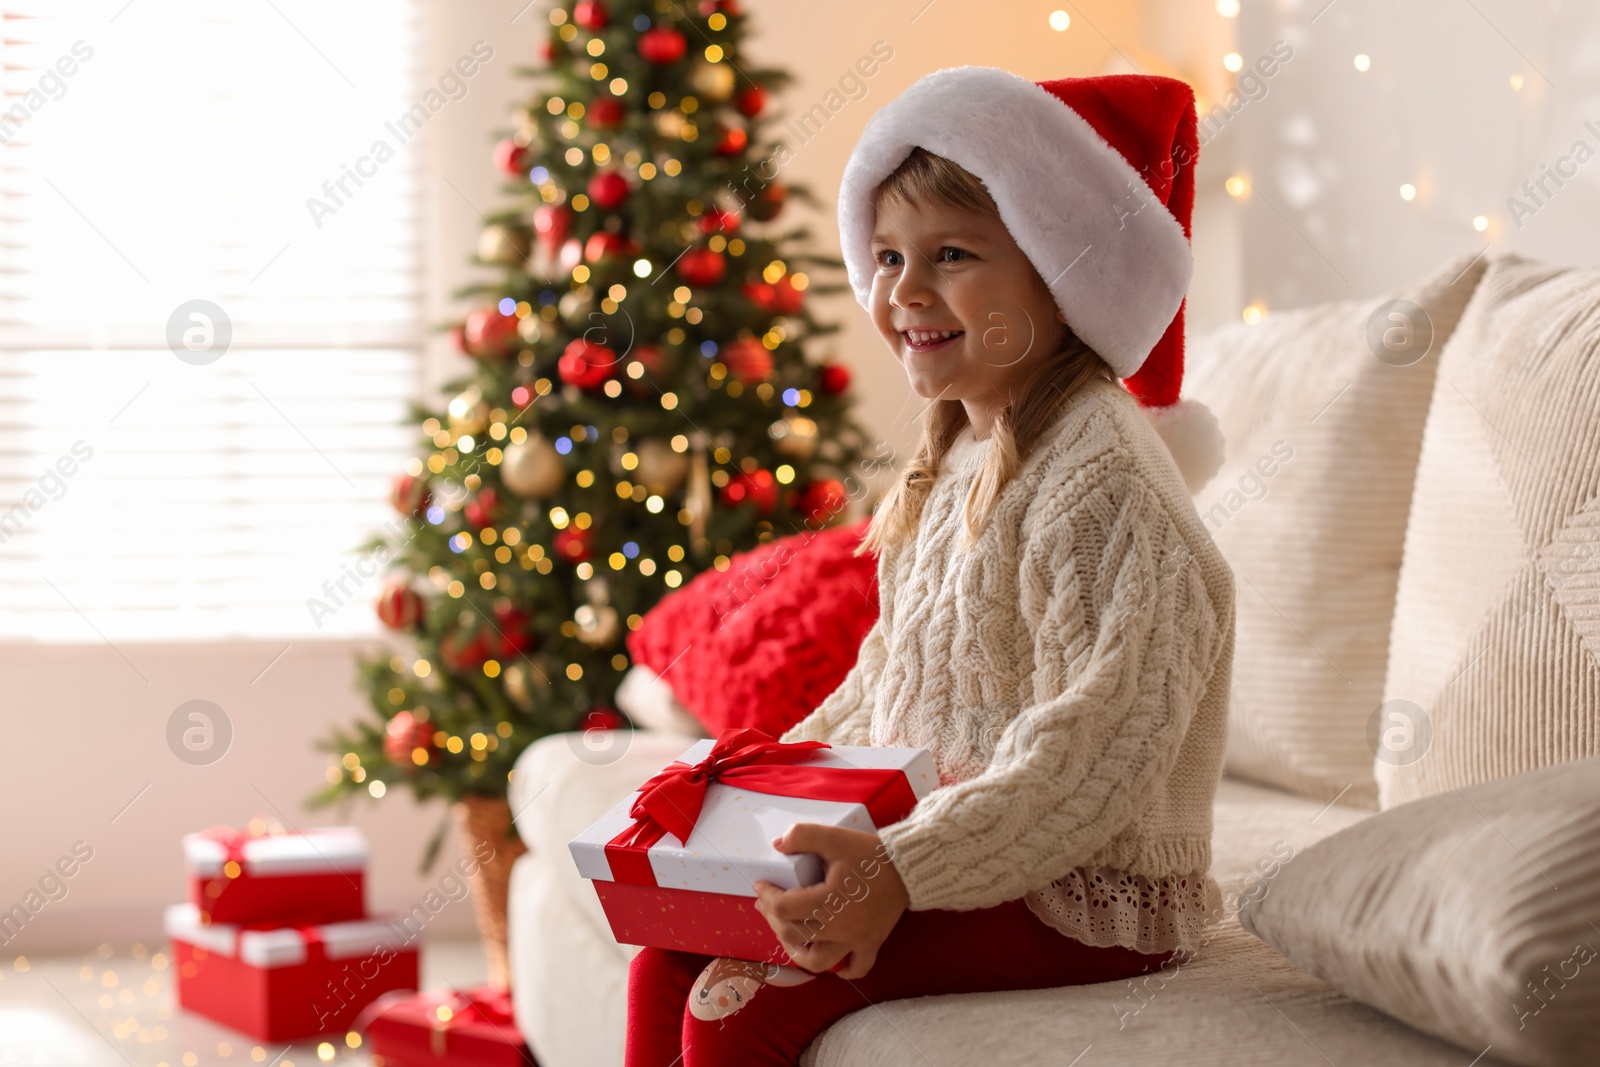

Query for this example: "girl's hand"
[752,824,909,980]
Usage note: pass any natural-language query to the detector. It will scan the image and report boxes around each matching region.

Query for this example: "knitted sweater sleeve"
[778,614,887,746]
[875,467,1226,912]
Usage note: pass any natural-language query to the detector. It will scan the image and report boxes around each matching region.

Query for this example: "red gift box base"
[595,880,795,964]
[171,938,419,1042]
[189,871,366,927]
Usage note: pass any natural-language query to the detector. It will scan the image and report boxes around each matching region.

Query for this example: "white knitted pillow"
[1238,754,1600,1067]
[1376,252,1600,809]
[1183,252,1487,809]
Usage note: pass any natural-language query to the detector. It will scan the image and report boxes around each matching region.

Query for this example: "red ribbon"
[428,987,517,1055]
[603,727,919,887]
[200,825,262,869]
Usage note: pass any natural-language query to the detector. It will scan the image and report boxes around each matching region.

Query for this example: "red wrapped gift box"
[569,728,937,963]
[163,903,418,1042]
[358,986,535,1067]
[184,824,367,926]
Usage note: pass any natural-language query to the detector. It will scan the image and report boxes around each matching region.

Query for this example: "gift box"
[569,727,937,963]
[163,902,419,1042]
[184,824,367,926]
[357,986,536,1067]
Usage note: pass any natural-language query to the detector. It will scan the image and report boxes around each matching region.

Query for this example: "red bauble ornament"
[463,307,519,359]
[722,337,773,383]
[534,204,573,253]
[492,603,536,658]
[697,0,742,14]
[582,706,627,731]
[638,26,687,64]
[376,580,424,630]
[799,479,848,522]
[465,487,501,529]
[440,627,493,672]
[721,468,778,515]
[587,170,631,210]
[493,138,530,178]
[584,230,638,264]
[390,472,430,517]
[559,338,620,390]
[746,182,787,222]
[742,275,804,316]
[540,39,558,64]
[819,362,852,395]
[383,711,435,770]
[698,206,740,235]
[735,85,766,118]
[573,0,609,30]
[675,246,726,287]
[586,96,625,129]
[714,125,748,156]
[553,526,594,564]
[631,344,665,377]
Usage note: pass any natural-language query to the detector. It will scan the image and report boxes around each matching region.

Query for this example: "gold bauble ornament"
[501,434,566,498]
[448,386,489,436]
[654,110,688,139]
[558,287,595,322]
[574,603,620,648]
[633,439,689,496]
[503,661,535,712]
[516,315,543,344]
[690,61,736,103]
[769,415,818,461]
[478,222,532,266]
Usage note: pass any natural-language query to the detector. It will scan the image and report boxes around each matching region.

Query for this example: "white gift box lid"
[569,740,937,898]
[182,826,368,878]
[162,903,414,969]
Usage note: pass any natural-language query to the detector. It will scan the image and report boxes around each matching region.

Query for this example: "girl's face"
[868,193,1070,439]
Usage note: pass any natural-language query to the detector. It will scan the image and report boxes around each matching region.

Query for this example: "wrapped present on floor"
[357,986,536,1067]
[163,902,419,1042]
[569,727,937,963]
[183,824,367,927]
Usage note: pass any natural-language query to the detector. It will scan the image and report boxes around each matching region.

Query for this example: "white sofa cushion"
[1378,252,1600,809]
[1238,755,1600,1067]
[1183,251,1488,809]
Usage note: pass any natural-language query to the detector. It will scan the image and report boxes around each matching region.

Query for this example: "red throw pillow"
[625,518,880,737]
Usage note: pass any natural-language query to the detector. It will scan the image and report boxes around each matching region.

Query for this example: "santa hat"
[837,65,1225,494]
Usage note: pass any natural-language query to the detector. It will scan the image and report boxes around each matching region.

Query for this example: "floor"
[0,939,489,1066]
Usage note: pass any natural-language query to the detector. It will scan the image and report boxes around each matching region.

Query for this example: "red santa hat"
[837,65,1224,494]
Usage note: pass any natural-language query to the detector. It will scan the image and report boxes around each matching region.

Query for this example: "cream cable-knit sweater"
[782,374,1236,941]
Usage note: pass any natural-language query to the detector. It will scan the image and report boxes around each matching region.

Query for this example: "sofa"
[502,249,1600,1067]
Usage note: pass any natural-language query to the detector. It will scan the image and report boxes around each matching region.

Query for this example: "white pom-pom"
[1140,397,1225,495]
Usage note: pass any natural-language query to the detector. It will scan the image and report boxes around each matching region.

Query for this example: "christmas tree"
[314,0,871,822]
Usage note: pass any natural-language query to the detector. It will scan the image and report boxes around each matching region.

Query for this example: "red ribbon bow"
[602,727,920,889]
[628,727,831,843]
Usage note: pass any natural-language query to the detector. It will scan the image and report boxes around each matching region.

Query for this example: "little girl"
[625,65,1235,1067]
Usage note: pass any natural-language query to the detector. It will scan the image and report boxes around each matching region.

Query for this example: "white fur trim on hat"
[838,65,1192,380]
[1140,397,1225,495]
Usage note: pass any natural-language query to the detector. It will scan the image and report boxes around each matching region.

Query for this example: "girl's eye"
[874,247,968,267]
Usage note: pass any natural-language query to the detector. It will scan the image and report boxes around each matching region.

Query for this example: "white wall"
[1238,0,1600,310]
[0,0,1249,952]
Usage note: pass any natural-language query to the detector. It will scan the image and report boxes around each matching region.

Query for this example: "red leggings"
[624,897,1176,1067]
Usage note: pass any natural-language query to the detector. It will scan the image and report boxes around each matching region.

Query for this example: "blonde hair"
[857,147,1115,557]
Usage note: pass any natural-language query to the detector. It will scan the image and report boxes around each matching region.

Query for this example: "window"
[0,1,424,642]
